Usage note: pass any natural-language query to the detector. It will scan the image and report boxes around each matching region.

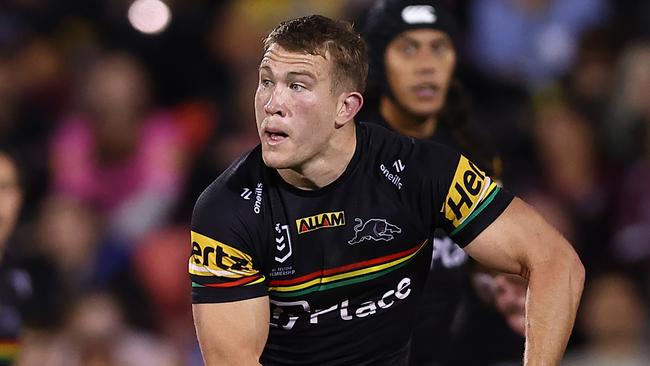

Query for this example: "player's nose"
[264,87,287,117]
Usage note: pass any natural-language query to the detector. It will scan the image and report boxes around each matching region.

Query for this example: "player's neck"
[379,96,437,139]
[277,122,357,190]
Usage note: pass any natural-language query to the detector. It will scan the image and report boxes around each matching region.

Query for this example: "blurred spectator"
[563,273,649,365]
[492,274,527,337]
[0,36,67,221]
[0,152,22,264]
[0,150,32,366]
[16,291,180,366]
[611,43,650,272]
[467,0,610,90]
[132,226,196,360]
[562,27,620,133]
[50,52,186,241]
[603,42,650,163]
[34,195,99,288]
[529,92,612,266]
[614,161,650,270]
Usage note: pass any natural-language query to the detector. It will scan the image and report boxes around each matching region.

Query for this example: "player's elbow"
[530,238,585,296]
[555,243,585,303]
[568,247,585,299]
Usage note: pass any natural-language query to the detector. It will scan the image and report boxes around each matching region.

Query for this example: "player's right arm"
[189,171,270,365]
[193,297,269,366]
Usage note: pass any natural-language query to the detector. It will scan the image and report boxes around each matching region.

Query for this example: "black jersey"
[362,110,492,366]
[190,122,513,365]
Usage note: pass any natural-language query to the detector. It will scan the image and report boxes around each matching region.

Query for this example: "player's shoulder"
[359,121,459,172]
[192,145,266,225]
[359,120,413,152]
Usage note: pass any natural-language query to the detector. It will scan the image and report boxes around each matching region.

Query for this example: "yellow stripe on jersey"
[189,231,258,278]
[443,155,493,228]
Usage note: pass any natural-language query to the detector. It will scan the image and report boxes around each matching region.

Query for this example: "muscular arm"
[464,197,585,366]
[193,296,270,366]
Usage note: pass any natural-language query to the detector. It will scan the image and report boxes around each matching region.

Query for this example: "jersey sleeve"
[189,182,268,304]
[430,144,514,247]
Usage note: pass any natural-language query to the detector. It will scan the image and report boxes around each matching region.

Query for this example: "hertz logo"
[295,211,345,234]
[444,156,494,228]
[189,231,258,278]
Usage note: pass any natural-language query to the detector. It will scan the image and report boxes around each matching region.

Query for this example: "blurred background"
[0,0,648,365]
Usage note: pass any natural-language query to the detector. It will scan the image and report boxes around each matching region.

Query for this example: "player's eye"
[431,40,452,55]
[290,83,305,91]
[261,79,274,87]
[400,43,417,56]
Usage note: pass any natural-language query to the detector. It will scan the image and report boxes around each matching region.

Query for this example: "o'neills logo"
[295,211,345,234]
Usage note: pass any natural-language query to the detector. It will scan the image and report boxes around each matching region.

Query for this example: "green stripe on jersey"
[450,186,500,237]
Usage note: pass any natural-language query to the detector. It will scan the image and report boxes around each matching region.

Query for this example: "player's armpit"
[193,296,270,366]
[463,197,585,365]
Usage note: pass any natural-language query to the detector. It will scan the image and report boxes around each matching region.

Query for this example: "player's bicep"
[193,296,270,366]
[463,197,571,276]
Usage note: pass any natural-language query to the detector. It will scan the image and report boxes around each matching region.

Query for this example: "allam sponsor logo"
[295,211,345,234]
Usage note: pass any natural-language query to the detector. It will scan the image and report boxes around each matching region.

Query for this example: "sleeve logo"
[189,231,258,278]
[443,155,494,228]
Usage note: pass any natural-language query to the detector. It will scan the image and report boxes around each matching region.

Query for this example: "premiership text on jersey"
[443,155,499,232]
[189,231,258,278]
[296,211,345,234]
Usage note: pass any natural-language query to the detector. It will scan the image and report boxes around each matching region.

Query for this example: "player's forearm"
[200,349,263,366]
[523,251,584,366]
[193,300,269,366]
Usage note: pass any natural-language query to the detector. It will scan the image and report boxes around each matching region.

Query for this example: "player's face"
[384,29,456,118]
[0,153,21,250]
[255,44,341,169]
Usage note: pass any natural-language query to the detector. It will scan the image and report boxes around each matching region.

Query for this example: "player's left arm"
[463,197,585,366]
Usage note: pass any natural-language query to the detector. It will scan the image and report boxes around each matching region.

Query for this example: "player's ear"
[335,91,363,128]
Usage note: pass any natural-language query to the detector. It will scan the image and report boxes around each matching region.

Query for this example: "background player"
[360,1,525,364]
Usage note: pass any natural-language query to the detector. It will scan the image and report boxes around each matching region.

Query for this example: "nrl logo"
[348,218,402,245]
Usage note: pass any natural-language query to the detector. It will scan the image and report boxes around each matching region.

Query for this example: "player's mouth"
[263,127,289,145]
[412,82,440,98]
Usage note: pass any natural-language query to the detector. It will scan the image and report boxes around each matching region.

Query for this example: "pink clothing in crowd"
[50,111,185,238]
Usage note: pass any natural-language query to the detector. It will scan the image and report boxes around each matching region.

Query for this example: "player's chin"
[407,101,444,118]
[261,149,293,169]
